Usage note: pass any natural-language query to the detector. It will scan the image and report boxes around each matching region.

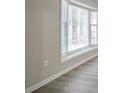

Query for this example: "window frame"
[60,0,98,58]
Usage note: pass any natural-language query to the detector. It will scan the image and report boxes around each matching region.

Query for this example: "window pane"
[90,26,97,45]
[68,5,89,52]
[90,12,97,24]
[90,11,98,45]
[61,0,68,54]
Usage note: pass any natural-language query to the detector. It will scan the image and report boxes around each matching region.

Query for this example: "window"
[90,12,98,45]
[68,5,89,52]
[61,0,98,56]
[61,0,68,54]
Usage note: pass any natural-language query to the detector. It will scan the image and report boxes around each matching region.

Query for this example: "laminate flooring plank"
[32,57,98,93]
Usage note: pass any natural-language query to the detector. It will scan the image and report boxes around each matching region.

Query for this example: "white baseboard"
[26,54,97,93]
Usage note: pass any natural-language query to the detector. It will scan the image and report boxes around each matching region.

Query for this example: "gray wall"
[26,0,98,89]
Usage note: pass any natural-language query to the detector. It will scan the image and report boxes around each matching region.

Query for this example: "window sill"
[60,46,98,63]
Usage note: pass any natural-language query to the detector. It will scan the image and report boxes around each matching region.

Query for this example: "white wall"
[26,0,98,89]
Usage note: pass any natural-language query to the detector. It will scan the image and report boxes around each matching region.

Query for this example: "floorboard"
[32,57,98,93]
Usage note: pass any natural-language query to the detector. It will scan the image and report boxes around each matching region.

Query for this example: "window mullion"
[97,13,98,44]
[89,10,91,46]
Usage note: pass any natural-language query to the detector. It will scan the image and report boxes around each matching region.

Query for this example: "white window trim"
[61,46,98,63]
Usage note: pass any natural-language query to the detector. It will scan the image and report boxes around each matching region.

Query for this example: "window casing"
[61,0,98,56]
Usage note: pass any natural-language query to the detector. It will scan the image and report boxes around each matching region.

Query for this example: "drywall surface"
[26,0,98,89]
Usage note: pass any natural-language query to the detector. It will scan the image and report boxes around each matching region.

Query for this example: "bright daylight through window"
[61,0,98,56]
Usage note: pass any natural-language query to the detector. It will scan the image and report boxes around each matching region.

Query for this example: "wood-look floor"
[32,57,98,93]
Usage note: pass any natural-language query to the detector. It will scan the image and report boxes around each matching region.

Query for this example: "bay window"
[61,0,98,56]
